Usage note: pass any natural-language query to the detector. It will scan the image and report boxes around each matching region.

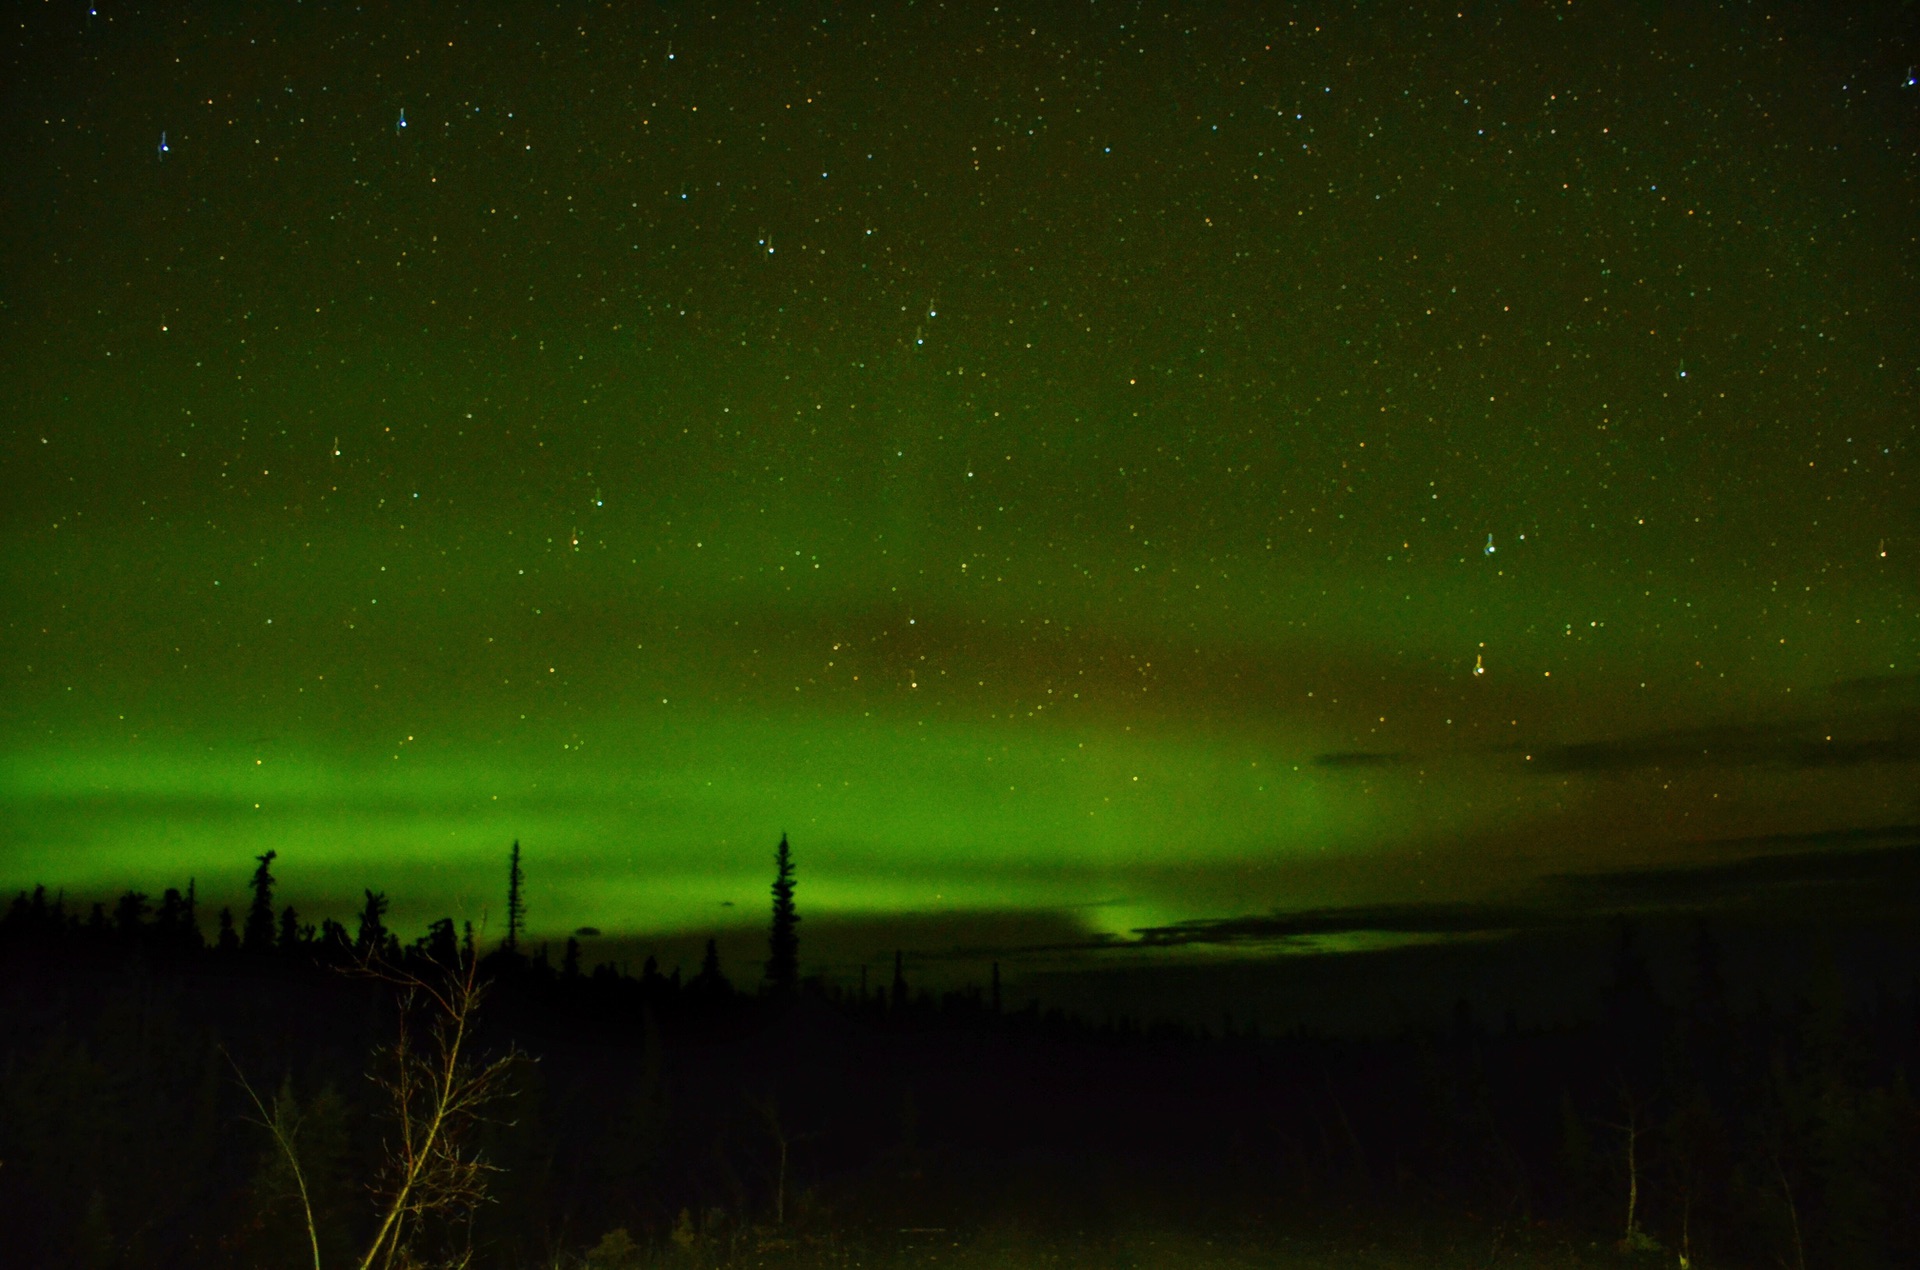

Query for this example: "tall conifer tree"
[183,877,202,948]
[692,937,729,998]
[243,850,277,952]
[504,839,527,953]
[356,889,390,959]
[765,832,799,996]
[277,904,302,952]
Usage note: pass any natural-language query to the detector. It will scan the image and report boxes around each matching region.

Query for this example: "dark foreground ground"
[595,1228,1610,1270]
[565,1191,1670,1270]
[3,887,1915,1268]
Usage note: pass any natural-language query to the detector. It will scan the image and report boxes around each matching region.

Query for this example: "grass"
[577,1207,1665,1270]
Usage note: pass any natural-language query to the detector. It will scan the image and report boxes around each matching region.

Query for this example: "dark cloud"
[1549,840,1920,913]
[1127,902,1531,947]
[1522,721,1920,774]
[1057,827,1920,958]
[1311,751,1410,768]
[1697,823,1920,850]
[1828,672,1920,702]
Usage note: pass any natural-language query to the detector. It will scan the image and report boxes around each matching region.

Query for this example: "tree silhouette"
[234,948,518,1270]
[1601,917,1667,1100]
[244,850,279,953]
[764,832,799,997]
[691,937,730,1000]
[217,905,239,953]
[319,917,352,958]
[153,886,199,951]
[113,890,149,939]
[278,904,302,953]
[416,917,458,970]
[181,878,203,948]
[9,884,50,941]
[504,840,527,954]
[356,890,391,961]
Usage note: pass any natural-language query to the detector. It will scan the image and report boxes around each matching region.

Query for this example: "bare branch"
[232,941,517,1270]
[352,945,518,1270]
[226,1051,324,1270]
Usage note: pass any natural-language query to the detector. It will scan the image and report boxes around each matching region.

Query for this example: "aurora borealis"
[4,4,1917,984]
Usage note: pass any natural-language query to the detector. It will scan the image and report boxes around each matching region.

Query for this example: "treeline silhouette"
[2,843,1917,1269]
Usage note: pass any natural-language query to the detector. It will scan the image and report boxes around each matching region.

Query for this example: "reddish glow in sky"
[4,4,1916,969]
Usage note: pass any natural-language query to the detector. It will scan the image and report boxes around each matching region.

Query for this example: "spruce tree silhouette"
[217,905,239,953]
[418,917,458,969]
[277,904,302,953]
[153,886,188,947]
[182,877,203,948]
[319,917,353,958]
[243,850,278,953]
[765,832,800,997]
[113,890,149,939]
[355,890,390,961]
[692,937,730,1001]
[504,839,527,954]
[12,884,51,943]
[1601,917,1667,1095]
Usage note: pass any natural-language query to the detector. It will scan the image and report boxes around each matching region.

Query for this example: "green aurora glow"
[3,4,1916,974]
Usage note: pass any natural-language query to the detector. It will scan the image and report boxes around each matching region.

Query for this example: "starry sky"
[4,3,1918,986]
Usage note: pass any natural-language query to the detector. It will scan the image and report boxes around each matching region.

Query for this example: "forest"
[2,841,1916,1270]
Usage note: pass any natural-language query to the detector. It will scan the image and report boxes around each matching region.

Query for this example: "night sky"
[5,3,1917,989]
